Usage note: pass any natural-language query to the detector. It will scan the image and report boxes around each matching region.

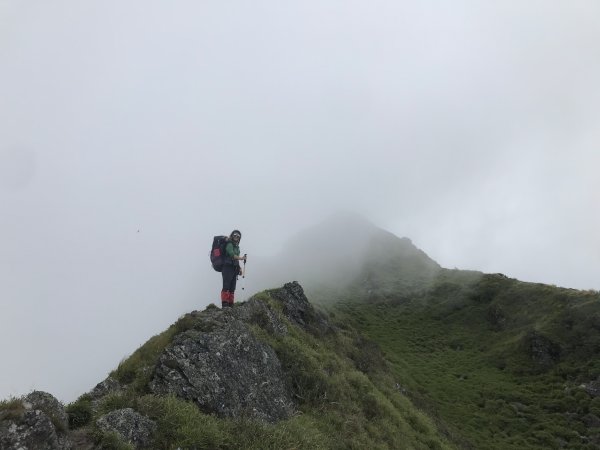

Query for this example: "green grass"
[0,397,25,422]
[317,271,600,449]
[1,395,67,433]
[34,272,600,449]
[73,290,454,449]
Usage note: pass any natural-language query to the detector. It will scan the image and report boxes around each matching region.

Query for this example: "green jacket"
[225,241,240,266]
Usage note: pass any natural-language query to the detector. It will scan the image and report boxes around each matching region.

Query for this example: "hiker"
[221,230,246,308]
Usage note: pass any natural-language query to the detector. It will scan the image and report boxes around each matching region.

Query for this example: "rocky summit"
[148,305,295,423]
[0,391,71,450]
[2,282,375,449]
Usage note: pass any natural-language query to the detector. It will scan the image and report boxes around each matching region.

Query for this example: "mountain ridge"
[3,216,599,449]
[1,282,454,449]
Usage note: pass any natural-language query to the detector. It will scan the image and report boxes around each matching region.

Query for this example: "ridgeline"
[2,216,600,449]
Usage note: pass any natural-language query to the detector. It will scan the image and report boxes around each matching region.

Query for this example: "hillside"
[3,216,599,449]
[254,215,600,448]
[252,213,441,297]
[1,282,452,449]
[311,238,600,449]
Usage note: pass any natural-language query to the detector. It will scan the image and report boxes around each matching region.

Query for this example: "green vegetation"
[317,270,600,449]
[109,309,218,393]
[1,395,67,433]
[61,261,600,449]
[69,291,452,449]
[93,431,135,450]
[66,395,94,429]
[0,398,25,422]
[251,324,450,449]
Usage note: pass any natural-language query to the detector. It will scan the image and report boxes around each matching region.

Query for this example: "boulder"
[0,391,74,449]
[149,317,295,423]
[270,281,333,336]
[233,296,288,336]
[582,413,600,428]
[582,377,600,398]
[24,390,69,431]
[522,330,561,369]
[89,377,122,400]
[1,407,63,450]
[486,304,507,331]
[96,408,156,448]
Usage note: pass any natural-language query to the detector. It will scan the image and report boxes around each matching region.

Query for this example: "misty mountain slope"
[252,212,441,296]
[247,215,600,448]
[320,264,600,449]
[10,282,454,449]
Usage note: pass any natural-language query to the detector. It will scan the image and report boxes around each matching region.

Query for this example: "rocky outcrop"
[0,391,71,450]
[1,282,333,448]
[522,330,561,369]
[149,314,295,423]
[23,391,69,431]
[486,304,507,331]
[96,408,156,448]
[270,281,334,336]
[581,376,600,398]
[149,282,328,424]
[1,409,63,449]
[234,295,288,336]
[89,377,122,401]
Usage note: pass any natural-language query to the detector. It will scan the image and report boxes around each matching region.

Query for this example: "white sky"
[1,1,599,403]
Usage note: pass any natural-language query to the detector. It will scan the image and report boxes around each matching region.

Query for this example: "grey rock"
[582,377,600,398]
[270,281,333,336]
[1,409,61,450]
[0,391,73,450]
[233,296,288,336]
[522,330,561,369]
[89,377,122,400]
[150,317,295,423]
[24,390,69,431]
[486,304,507,331]
[582,413,600,428]
[96,408,156,448]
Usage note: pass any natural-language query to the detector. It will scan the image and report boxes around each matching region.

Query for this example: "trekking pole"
[241,254,247,290]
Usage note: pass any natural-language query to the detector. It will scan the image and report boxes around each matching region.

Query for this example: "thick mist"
[1,2,599,403]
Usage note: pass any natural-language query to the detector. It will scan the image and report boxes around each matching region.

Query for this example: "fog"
[1,1,599,402]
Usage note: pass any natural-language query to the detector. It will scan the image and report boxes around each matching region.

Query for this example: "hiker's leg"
[221,270,228,307]
[229,272,237,305]
[222,266,235,308]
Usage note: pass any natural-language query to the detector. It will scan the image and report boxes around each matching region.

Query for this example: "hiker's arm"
[226,243,246,261]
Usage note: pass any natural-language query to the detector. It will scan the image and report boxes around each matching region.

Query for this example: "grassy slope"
[319,270,600,450]
[65,292,453,449]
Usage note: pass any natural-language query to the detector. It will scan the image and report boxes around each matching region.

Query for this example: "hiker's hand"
[239,267,243,275]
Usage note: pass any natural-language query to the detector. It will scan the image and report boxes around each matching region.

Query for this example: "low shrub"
[0,397,25,421]
[66,396,93,429]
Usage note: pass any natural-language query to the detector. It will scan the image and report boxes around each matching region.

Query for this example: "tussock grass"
[0,397,25,421]
[81,290,453,449]
[92,430,135,450]
[66,395,93,429]
[249,305,452,450]
[320,271,600,449]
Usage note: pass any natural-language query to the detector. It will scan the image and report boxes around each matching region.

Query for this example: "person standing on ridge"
[221,229,246,308]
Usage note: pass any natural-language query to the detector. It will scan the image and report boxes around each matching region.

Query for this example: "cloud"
[1,1,599,402]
